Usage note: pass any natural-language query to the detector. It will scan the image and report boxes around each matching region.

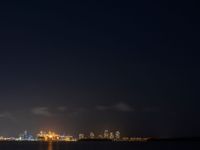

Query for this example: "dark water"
[0,141,199,150]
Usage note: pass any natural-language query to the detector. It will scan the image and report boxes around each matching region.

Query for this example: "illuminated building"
[78,134,84,139]
[0,136,4,141]
[98,134,103,138]
[115,131,120,140]
[104,130,109,139]
[129,137,149,142]
[60,135,76,141]
[18,130,34,141]
[90,132,95,139]
[37,131,59,141]
[36,131,76,141]
[109,132,114,139]
[1,129,151,142]
[122,137,129,141]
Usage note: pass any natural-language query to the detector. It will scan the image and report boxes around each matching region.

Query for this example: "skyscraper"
[90,132,95,139]
[104,130,109,139]
[109,132,114,139]
[115,131,120,140]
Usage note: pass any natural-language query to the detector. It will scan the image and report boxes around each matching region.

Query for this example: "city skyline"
[1,129,122,139]
[0,129,151,142]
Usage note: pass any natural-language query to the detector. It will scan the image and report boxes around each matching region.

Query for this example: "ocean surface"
[0,141,199,150]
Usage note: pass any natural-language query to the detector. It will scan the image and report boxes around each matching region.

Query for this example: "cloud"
[57,106,67,112]
[31,107,53,117]
[113,102,134,112]
[31,106,88,118]
[96,102,134,112]
[0,112,12,118]
[0,112,18,123]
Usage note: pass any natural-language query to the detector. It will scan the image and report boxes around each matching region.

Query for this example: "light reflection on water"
[48,142,53,150]
[39,142,54,150]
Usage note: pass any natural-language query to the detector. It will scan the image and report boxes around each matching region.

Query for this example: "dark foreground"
[0,141,199,150]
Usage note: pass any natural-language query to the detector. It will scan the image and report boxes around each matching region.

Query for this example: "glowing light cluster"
[37,131,59,141]
[37,131,76,141]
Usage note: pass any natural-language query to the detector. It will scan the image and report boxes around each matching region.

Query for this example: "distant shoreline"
[149,137,200,142]
[0,137,200,143]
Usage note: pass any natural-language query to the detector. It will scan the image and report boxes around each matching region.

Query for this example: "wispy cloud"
[57,106,67,112]
[0,112,12,118]
[96,102,134,112]
[31,107,53,117]
[113,102,134,112]
[0,112,18,123]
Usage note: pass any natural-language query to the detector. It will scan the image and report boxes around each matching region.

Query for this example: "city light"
[0,129,151,142]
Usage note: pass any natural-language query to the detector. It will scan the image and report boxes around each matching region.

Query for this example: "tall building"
[104,130,109,139]
[18,130,34,141]
[109,132,114,139]
[90,132,95,139]
[115,131,120,140]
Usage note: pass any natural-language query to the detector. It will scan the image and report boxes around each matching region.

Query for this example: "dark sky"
[0,0,199,138]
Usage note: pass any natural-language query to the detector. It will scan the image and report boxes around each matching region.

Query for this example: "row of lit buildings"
[36,130,121,141]
[37,131,75,141]
[78,130,121,140]
[0,130,150,142]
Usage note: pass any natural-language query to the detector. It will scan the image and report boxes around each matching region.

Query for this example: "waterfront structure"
[122,137,129,141]
[78,134,84,139]
[115,131,120,140]
[37,131,60,141]
[90,132,95,139]
[37,131,76,141]
[60,135,75,141]
[18,130,34,141]
[104,130,109,139]
[109,132,114,139]
[0,129,151,142]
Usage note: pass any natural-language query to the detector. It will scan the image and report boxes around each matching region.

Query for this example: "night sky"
[0,0,199,138]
